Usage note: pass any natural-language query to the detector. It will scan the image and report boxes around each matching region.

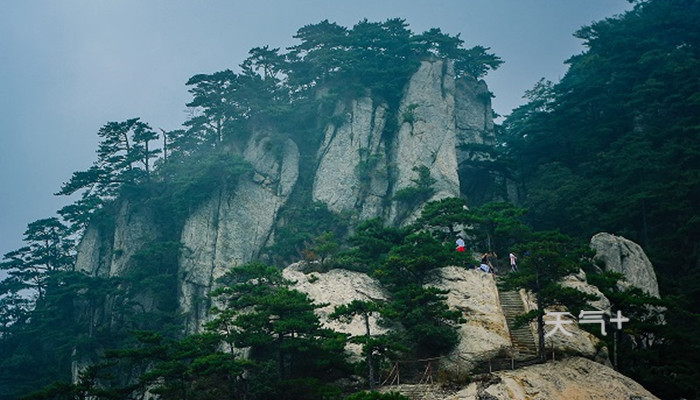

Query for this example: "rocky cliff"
[178,132,299,332]
[74,58,496,332]
[70,58,662,398]
[313,59,495,225]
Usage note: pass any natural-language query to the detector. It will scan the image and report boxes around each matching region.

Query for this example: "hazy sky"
[0,1,633,261]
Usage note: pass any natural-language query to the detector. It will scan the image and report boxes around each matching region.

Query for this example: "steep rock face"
[590,233,660,297]
[109,201,161,277]
[74,224,110,277]
[426,267,511,372]
[313,97,389,220]
[391,60,461,211]
[74,200,159,278]
[179,133,299,332]
[454,78,494,147]
[312,59,496,225]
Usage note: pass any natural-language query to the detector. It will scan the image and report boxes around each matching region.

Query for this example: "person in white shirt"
[509,252,518,272]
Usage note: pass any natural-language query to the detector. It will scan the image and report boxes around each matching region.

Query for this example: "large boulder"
[560,269,612,314]
[519,289,605,361]
[453,356,659,400]
[590,233,660,297]
[283,262,390,359]
[426,267,511,372]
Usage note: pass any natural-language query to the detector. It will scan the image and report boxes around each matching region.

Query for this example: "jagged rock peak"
[590,232,660,298]
[312,59,496,225]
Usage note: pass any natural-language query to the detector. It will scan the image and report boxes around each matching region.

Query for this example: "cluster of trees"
[0,18,502,399]
[10,195,608,400]
[499,0,700,397]
[5,199,462,399]
[2,193,669,399]
[181,18,502,154]
[2,3,698,398]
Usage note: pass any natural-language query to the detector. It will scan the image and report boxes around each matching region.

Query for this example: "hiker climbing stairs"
[498,290,538,358]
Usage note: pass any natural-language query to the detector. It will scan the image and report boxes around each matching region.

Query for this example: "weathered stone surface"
[390,60,461,224]
[452,357,659,400]
[455,78,495,149]
[110,201,160,277]
[74,200,159,278]
[74,224,110,277]
[313,97,389,220]
[380,359,658,400]
[590,233,660,297]
[179,136,299,332]
[426,267,511,372]
[283,262,390,359]
[519,290,603,360]
[244,133,299,199]
[311,59,496,225]
[560,269,612,314]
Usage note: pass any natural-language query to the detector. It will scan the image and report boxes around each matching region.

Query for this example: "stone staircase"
[498,290,538,358]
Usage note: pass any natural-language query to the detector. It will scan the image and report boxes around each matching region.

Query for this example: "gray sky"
[0,0,632,262]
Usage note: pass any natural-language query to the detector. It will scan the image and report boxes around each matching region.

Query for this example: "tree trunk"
[364,313,375,389]
[536,269,546,362]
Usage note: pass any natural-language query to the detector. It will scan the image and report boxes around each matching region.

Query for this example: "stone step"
[501,302,524,307]
[497,290,539,357]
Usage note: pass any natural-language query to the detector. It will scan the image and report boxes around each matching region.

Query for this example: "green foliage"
[310,231,341,264]
[75,331,250,400]
[0,218,74,304]
[503,0,700,277]
[414,197,470,234]
[0,271,124,400]
[412,28,503,79]
[287,18,501,106]
[345,391,410,400]
[465,202,531,256]
[338,218,406,274]
[400,103,420,124]
[120,241,182,332]
[386,284,461,357]
[501,2,700,393]
[150,150,253,233]
[210,263,350,386]
[392,166,437,221]
[499,231,597,359]
[378,232,454,286]
[266,202,349,266]
[56,118,160,228]
[330,300,386,388]
[414,198,531,265]
[355,150,385,201]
